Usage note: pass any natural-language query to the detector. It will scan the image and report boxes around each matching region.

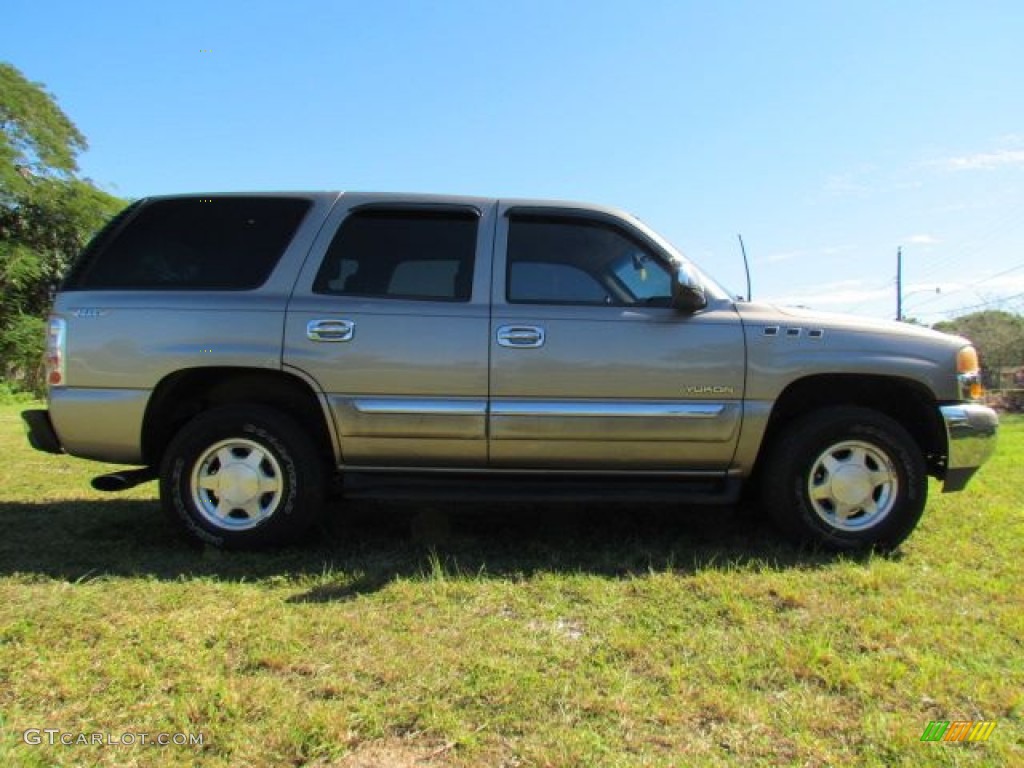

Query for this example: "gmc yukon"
[22,192,999,550]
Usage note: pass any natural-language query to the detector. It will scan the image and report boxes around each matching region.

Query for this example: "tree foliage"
[933,310,1024,386]
[0,62,125,391]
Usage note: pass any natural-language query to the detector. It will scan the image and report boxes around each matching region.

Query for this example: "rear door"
[488,204,746,470]
[284,195,495,467]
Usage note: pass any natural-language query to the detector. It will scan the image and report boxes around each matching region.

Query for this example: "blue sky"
[7,0,1024,321]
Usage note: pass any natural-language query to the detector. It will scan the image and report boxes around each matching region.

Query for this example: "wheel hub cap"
[190,438,284,531]
[831,465,874,506]
[807,439,898,532]
[217,462,260,506]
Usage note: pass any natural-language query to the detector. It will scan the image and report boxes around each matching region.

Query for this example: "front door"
[488,205,746,470]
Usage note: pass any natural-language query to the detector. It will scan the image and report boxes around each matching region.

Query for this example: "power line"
[910,206,1024,283]
[842,205,1024,316]
[904,260,1024,313]
[913,291,1024,320]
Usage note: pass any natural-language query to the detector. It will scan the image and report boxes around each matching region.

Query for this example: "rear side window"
[66,197,311,290]
[313,208,478,302]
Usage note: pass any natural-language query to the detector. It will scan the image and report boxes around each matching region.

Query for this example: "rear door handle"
[496,325,545,348]
[307,319,355,342]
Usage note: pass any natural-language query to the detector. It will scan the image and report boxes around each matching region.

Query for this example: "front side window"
[506,214,674,306]
[69,197,311,290]
[314,208,478,302]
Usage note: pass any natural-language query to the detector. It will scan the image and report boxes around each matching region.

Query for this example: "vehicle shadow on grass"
[0,498,881,596]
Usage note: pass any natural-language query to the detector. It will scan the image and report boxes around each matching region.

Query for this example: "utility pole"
[896,246,903,321]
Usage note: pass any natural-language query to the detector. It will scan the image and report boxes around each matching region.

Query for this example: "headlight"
[956,345,982,400]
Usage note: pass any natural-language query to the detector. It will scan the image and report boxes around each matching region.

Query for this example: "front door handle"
[496,325,546,348]
[307,319,355,342]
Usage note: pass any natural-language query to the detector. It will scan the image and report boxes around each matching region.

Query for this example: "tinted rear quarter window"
[66,197,311,290]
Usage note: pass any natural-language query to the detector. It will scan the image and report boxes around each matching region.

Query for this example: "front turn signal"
[957,345,979,375]
[956,345,983,399]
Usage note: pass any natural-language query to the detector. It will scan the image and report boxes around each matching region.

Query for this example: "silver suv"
[22,192,998,550]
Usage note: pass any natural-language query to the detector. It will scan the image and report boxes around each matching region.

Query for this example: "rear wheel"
[159,405,325,548]
[762,407,927,551]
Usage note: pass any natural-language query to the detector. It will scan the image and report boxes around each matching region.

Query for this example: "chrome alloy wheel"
[190,438,284,530]
[806,439,898,532]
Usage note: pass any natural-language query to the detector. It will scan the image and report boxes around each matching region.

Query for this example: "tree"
[933,310,1024,387]
[0,62,124,392]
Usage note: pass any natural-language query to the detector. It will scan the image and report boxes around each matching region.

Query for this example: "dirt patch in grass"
[317,737,458,768]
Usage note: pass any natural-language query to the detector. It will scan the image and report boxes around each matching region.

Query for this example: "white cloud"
[756,246,851,265]
[905,234,939,245]
[823,173,870,196]
[933,149,1024,171]
[756,250,800,265]
[932,201,987,214]
[763,279,892,308]
[821,246,853,256]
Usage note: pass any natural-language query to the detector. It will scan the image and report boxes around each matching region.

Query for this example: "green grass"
[0,403,1020,767]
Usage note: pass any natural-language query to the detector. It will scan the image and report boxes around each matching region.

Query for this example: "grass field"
[0,403,1020,767]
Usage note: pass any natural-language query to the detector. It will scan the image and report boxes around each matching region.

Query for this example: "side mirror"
[671,264,707,313]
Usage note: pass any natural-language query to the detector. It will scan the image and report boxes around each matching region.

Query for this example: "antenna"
[896,245,903,321]
[737,234,752,301]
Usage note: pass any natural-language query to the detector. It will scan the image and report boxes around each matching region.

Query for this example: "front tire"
[762,407,927,551]
[159,405,325,548]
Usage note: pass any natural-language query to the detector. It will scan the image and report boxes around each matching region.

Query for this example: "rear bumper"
[939,403,999,492]
[46,387,149,463]
[22,409,64,454]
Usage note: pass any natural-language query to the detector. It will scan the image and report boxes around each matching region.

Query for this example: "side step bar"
[341,471,742,505]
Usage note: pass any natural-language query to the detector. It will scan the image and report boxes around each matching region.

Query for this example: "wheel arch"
[141,367,337,468]
[755,374,947,479]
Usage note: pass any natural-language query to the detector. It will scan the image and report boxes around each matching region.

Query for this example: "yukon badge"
[685,385,735,396]
[71,308,109,318]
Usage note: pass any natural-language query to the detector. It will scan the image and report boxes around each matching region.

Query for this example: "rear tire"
[159,405,325,549]
[762,406,927,551]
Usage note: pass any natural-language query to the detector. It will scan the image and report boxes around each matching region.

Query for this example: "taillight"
[45,317,66,387]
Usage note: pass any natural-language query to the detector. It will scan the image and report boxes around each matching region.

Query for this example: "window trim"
[350,202,483,218]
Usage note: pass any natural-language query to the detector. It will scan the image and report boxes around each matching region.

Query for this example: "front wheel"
[761,407,927,551]
[159,405,325,548]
